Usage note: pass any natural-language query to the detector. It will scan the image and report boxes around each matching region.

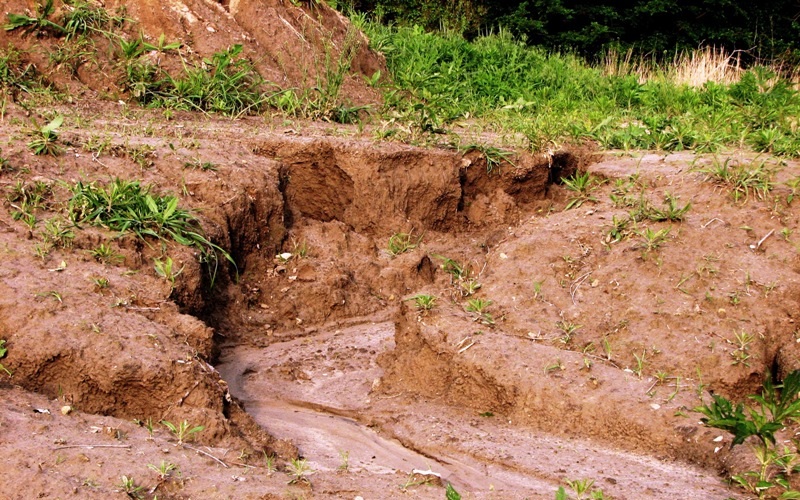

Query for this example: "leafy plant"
[446,483,462,500]
[697,370,800,447]
[645,192,692,222]
[388,231,422,255]
[466,298,494,325]
[636,227,670,254]
[562,171,600,210]
[263,453,277,474]
[184,158,217,171]
[154,256,184,285]
[0,339,11,376]
[161,419,204,445]
[556,478,606,499]
[88,243,123,264]
[408,293,437,312]
[117,475,142,499]
[731,330,754,366]
[127,44,266,117]
[434,254,468,281]
[40,217,74,249]
[698,157,774,203]
[556,320,582,345]
[286,457,314,485]
[67,179,235,285]
[461,143,516,174]
[4,0,66,36]
[27,115,63,156]
[147,460,178,481]
[696,370,800,497]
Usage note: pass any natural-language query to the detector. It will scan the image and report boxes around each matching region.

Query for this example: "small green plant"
[0,339,12,376]
[446,482,462,500]
[147,460,178,480]
[90,276,109,291]
[40,217,74,249]
[68,179,234,285]
[48,37,95,76]
[461,143,516,174]
[387,231,421,255]
[699,157,774,203]
[556,320,582,345]
[407,293,437,313]
[88,243,123,264]
[142,33,182,53]
[117,475,143,498]
[465,298,494,325]
[434,254,468,281]
[161,420,203,445]
[4,0,65,36]
[696,370,800,498]
[532,278,545,299]
[606,214,633,243]
[286,457,314,485]
[562,171,600,210]
[128,145,155,170]
[27,115,63,156]
[36,290,62,303]
[556,478,606,499]
[784,176,800,205]
[154,256,184,285]
[730,330,754,366]
[337,450,350,472]
[645,192,692,222]
[184,158,217,171]
[636,227,670,254]
[459,278,482,296]
[263,453,277,474]
[632,350,647,377]
[545,358,565,374]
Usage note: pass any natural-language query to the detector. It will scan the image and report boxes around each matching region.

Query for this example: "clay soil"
[2,1,800,499]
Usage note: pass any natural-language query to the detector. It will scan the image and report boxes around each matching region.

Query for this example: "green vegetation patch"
[67,179,234,284]
[124,44,265,116]
[365,24,800,156]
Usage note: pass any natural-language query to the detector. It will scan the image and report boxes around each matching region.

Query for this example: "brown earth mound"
[0,0,384,104]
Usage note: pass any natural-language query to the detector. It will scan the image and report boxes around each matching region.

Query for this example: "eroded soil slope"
[3,96,796,498]
[1,1,800,498]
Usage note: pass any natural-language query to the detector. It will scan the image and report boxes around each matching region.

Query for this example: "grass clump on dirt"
[362,23,800,156]
[124,44,266,116]
[696,370,800,498]
[67,178,234,284]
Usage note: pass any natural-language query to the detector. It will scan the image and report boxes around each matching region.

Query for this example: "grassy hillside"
[361,21,800,156]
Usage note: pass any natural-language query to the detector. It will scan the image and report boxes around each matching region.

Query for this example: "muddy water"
[216,318,737,499]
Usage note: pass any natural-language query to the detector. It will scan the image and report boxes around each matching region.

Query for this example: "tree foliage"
[351,0,800,61]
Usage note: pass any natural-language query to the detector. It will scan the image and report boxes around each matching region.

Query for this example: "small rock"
[61,405,72,415]
[650,403,661,410]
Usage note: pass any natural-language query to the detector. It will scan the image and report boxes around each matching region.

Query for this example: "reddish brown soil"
[1,2,798,499]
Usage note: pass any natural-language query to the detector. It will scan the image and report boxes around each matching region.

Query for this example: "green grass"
[696,370,800,498]
[67,179,234,285]
[362,23,800,156]
[124,44,266,116]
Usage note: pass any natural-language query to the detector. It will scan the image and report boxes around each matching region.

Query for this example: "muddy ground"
[4,102,797,499]
[2,1,800,499]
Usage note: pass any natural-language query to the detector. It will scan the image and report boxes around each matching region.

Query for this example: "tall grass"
[364,23,800,156]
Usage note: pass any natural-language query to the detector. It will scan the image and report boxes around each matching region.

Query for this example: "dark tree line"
[352,0,800,61]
